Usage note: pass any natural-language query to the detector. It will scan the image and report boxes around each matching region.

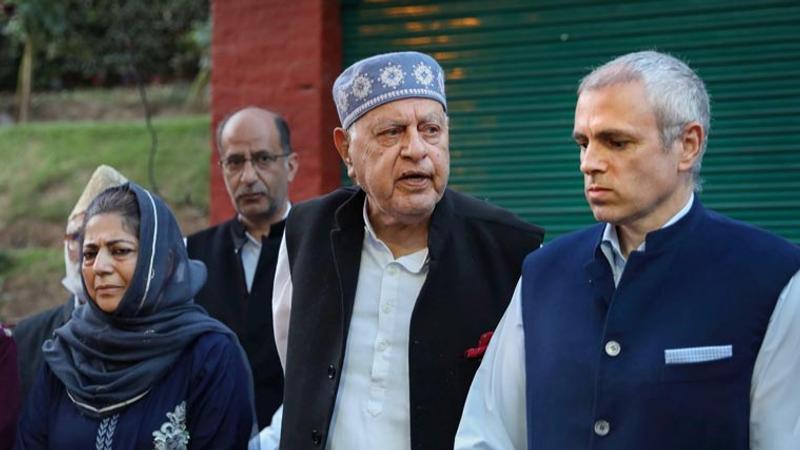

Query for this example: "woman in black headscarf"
[16,183,256,449]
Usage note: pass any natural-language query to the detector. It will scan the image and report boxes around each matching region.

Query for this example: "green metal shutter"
[341,0,800,243]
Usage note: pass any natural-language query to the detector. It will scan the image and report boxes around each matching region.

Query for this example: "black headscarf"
[42,182,239,418]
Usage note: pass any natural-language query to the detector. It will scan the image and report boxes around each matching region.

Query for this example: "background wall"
[210,0,799,242]
[210,0,343,224]
[339,0,800,242]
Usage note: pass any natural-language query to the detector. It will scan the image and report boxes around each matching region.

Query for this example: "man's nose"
[401,129,429,161]
[580,142,606,175]
[240,158,259,184]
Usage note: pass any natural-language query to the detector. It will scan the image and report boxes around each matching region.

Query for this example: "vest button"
[594,419,610,436]
[327,364,337,379]
[605,340,621,357]
[311,429,322,446]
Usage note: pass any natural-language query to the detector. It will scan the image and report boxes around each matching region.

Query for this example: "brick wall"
[209,0,342,224]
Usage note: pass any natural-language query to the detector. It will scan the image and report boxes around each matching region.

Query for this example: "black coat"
[14,297,74,401]
[280,187,544,450]
[186,217,284,429]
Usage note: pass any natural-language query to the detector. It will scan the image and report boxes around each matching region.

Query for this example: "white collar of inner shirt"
[601,193,694,266]
[243,202,292,248]
[361,199,429,274]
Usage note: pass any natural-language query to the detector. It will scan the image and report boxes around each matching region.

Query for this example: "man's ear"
[285,152,299,183]
[333,127,356,180]
[677,122,703,173]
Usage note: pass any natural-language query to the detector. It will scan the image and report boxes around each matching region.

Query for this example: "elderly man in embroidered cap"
[14,165,127,401]
[272,51,544,450]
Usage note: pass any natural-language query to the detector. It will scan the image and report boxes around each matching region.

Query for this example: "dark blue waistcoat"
[521,200,800,450]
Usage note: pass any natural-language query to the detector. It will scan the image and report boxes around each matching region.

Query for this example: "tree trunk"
[186,65,210,108]
[15,37,34,123]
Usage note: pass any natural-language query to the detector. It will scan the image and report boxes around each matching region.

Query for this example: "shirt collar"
[362,200,429,274]
[232,202,291,251]
[601,193,695,261]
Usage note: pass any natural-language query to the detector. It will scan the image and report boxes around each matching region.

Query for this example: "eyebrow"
[227,149,282,156]
[83,239,137,248]
[369,119,408,132]
[572,128,635,141]
[420,112,446,124]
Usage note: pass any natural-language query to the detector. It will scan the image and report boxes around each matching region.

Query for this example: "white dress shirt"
[250,406,282,450]
[240,231,261,293]
[239,204,291,293]
[455,195,800,450]
[272,201,429,450]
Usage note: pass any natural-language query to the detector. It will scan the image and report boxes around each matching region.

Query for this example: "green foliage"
[187,18,211,72]
[0,0,209,91]
[0,115,211,225]
[2,0,67,48]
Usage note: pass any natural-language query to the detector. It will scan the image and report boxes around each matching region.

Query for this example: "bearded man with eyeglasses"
[186,106,298,430]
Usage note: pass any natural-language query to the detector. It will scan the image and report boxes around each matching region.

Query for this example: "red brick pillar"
[209,0,342,224]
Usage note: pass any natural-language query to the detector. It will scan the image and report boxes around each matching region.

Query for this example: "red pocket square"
[464,331,494,359]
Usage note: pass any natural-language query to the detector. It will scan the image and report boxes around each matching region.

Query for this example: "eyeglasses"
[219,151,290,174]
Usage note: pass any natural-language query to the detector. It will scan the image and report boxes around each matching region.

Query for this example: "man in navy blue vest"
[456,51,800,450]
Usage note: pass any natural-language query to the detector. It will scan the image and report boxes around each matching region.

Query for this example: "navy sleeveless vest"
[521,200,800,449]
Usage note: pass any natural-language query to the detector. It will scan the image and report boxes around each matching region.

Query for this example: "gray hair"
[578,51,710,191]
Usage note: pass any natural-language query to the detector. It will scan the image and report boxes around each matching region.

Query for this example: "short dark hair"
[83,184,140,239]
[216,107,292,155]
[273,115,292,155]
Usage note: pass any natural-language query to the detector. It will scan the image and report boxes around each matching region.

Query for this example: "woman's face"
[81,213,139,313]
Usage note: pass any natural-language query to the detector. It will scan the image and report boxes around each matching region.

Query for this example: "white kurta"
[272,202,429,450]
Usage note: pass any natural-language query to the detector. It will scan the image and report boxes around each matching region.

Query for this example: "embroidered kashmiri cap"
[333,51,447,129]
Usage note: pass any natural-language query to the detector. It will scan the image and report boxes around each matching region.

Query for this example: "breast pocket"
[660,345,742,383]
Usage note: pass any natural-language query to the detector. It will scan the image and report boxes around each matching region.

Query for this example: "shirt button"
[382,303,392,314]
[377,339,388,352]
[327,365,336,380]
[311,429,322,446]
[605,340,621,357]
[594,419,610,436]
[387,266,397,275]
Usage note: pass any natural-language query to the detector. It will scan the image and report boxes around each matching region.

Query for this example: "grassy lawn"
[0,115,211,322]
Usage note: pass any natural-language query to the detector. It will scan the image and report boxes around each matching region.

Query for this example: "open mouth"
[398,172,432,186]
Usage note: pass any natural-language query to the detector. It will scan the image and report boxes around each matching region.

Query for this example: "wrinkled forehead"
[354,98,447,129]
